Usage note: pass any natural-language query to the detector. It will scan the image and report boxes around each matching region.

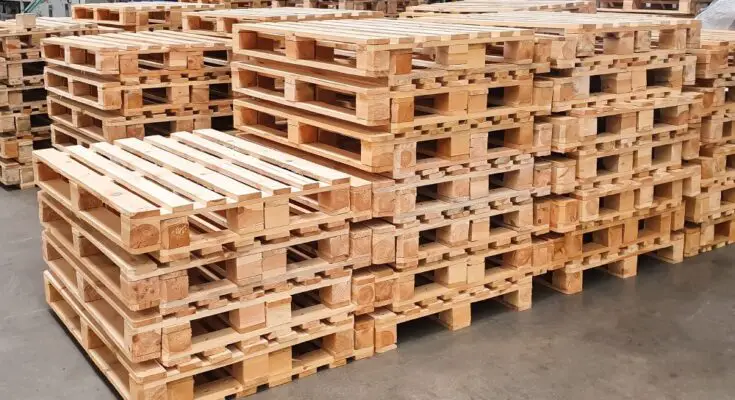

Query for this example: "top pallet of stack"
[689,30,735,82]
[0,16,112,61]
[33,128,368,257]
[598,0,711,16]
[72,1,222,32]
[233,18,539,78]
[402,0,596,16]
[41,30,231,78]
[416,11,701,67]
[183,8,381,37]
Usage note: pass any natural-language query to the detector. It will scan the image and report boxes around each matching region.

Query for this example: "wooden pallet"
[6,83,45,111]
[47,95,233,141]
[537,206,685,294]
[3,58,43,86]
[683,213,735,257]
[232,19,540,78]
[231,58,547,129]
[688,30,735,84]
[43,222,355,364]
[239,132,539,231]
[40,188,368,305]
[183,8,381,37]
[562,124,697,189]
[41,31,231,76]
[45,269,358,400]
[0,156,33,188]
[391,200,534,268]
[692,142,735,189]
[684,178,735,224]
[541,92,702,154]
[0,16,113,61]
[351,232,532,313]
[402,0,595,16]
[234,97,542,179]
[540,61,696,112]
[570,164,700,224]
[33,129,363,255]
[45,66,236,116]
[418,12,701,66]
[72,2,222,32]
[0,135,32,163]
[598,0,711,16]
[359,272,532,354]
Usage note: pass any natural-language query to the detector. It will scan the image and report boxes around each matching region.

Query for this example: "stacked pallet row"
[229,17,561,355]
[38,128,374,399]
[71,2,223,32]
[684,30,735,256]
[0,15,110,188]
[401,0,596,17]
[38,9,386,399]
[42,31,237,150]
[428,12,703,294]
[598,0,712,16]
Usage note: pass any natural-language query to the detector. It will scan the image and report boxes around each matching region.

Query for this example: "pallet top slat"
[422,11,700,34]
[185,7,381,21]
[42,31,230,52]
[237,19,533,46]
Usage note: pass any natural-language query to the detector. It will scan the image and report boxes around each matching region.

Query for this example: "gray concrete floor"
[1,187,733,400]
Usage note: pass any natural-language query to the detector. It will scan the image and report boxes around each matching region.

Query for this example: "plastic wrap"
[697,0,735,30]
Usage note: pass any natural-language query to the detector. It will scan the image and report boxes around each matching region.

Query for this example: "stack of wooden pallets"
[684,30,735,256]
[38,128,376,399]
[598,0,711,16]
[0,15,112,188]
[401,0,596,17]
[71,2,222,32]
[229,18,557,354]
[37,8,735,399]
[182,8,381,38]
[42,31,237,149]
[425,12,703,294]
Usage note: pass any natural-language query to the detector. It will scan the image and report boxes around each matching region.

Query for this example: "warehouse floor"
[1,188,733,400]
